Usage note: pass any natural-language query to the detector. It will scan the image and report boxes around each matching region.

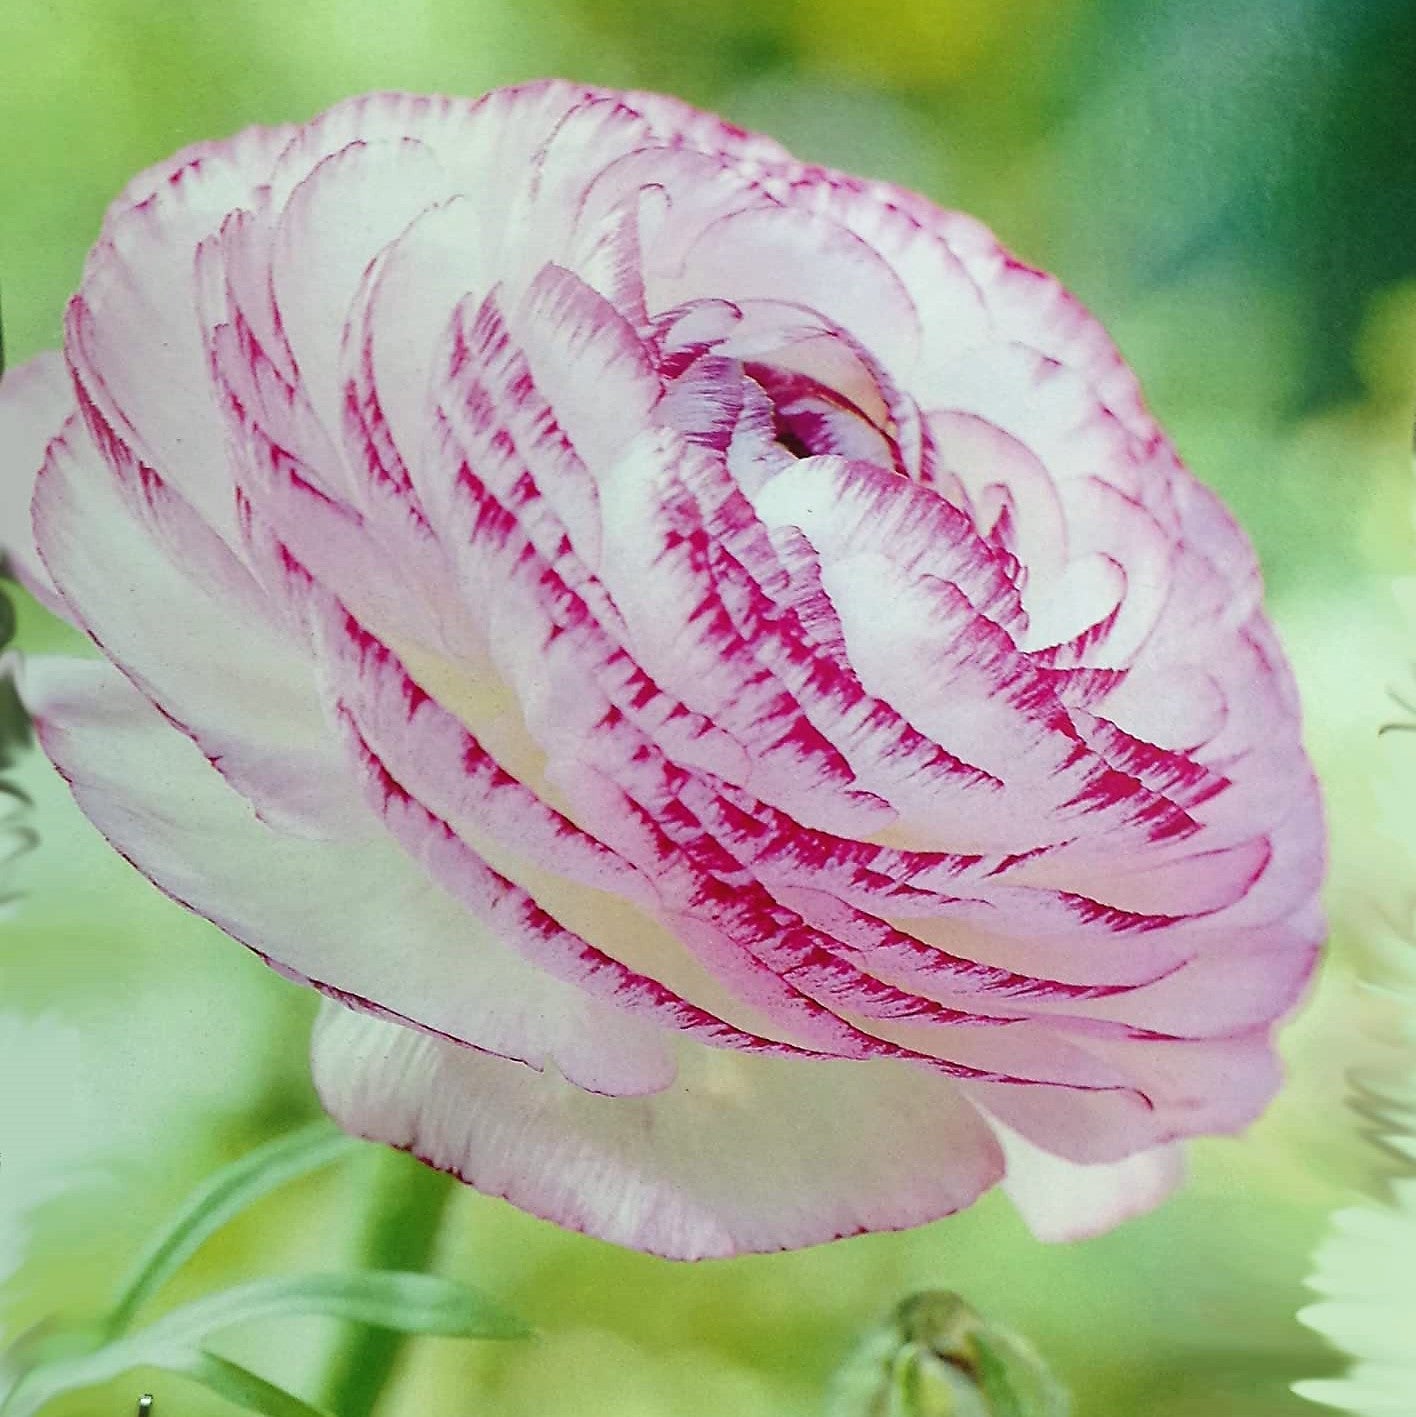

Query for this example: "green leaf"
[2,1349,333,1417]
[138,1271,532,1355]
[173,1351,332,1417]
[0,1342,330,1417]
[105,1120,362,1337]
[0,1272,526,1417]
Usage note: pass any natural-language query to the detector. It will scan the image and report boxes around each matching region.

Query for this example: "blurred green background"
[3,1,1416,1413]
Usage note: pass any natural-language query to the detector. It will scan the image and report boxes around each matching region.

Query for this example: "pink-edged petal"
[1070,926,1321,1037]
[267,85,625,225]
[753,455,1028,639]
[623,87,796,164]
[349,196,504,482]
[23,656,674,1096]
[923,410,1068,579]
[67,158,270,545]
[655,202,924,383]
[108,119,296,220]
[757,172,994,390]
[926,209,1159,441]
[0,352,70,614]
[314,600,847,1064]
[640,434,1025,835]
[966,1026,1281,1167]
[990,1117,1185,1242]
[269,136,455,467]
[922,342,1143,499]
[1031,477,1173,667]
[209,293,470,660]
[31,406,362,838]
[311,999,1006,1259]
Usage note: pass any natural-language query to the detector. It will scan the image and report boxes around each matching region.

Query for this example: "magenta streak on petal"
[622,772,1150,1089]
[751,462,1037,710]
[664,412,1008,800]
[423,398,1152,1089]
[641,470,908,794]
[679,782,1183,1002]
[211,309,347,505]
[325,603,656,903]
[1069,710,1230,812]
[879,568,1204,849]
[667,776,1249,1047]
[429,359,1178,1007]
[199,209,301,393]
[1053,738,1201,845]
[28,713,571,1073]
[342,284,430,516]
[332,705,844,1065]
[1040,664,1129,712]
[570,186,654,333]
[440,286,613,584]
[210,310,471,660]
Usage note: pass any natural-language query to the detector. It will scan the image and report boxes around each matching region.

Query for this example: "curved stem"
[320,1149,457,1417]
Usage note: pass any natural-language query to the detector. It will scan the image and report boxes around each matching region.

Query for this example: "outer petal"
[31,407,363,838]
[991,1117,1185,1242]
[310,998,1006,1259]
[0,352,71,613]
[67,156,270,545]
[23,656,674,1097]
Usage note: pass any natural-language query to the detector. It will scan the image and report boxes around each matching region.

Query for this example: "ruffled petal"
[25,657,673,1095]
[31,401,361,838]
[0,352,73,613]
[992,1117,1185,1242]
[311,999,1006,1259]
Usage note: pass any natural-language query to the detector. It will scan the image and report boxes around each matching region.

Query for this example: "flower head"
[0,82,1325,1258]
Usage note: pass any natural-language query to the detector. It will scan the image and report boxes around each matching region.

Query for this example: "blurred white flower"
[1294,1184,1416,1416]
[1294,910,1416,1416]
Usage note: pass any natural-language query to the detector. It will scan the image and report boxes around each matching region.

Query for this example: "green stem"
[320,1149,457,1417]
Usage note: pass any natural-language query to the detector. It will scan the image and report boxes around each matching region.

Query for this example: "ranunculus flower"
[0,81,1325,1259]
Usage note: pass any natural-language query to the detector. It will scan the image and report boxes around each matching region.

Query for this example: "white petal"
[24,657,672,1096]
[311,999,1005,1260]
[991,1117,1184,1242]
[0,352,71,614]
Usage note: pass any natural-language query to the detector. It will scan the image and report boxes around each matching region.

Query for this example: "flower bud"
[826,1290,1070,1417]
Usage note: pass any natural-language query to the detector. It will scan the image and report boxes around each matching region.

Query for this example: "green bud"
[826,1291,1070,1417]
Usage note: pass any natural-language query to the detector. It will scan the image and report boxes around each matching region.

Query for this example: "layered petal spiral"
[0,82,1325,1258]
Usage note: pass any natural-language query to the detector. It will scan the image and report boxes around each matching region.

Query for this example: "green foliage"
[0,1124,528,1417]
[105,1122,364,1339]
